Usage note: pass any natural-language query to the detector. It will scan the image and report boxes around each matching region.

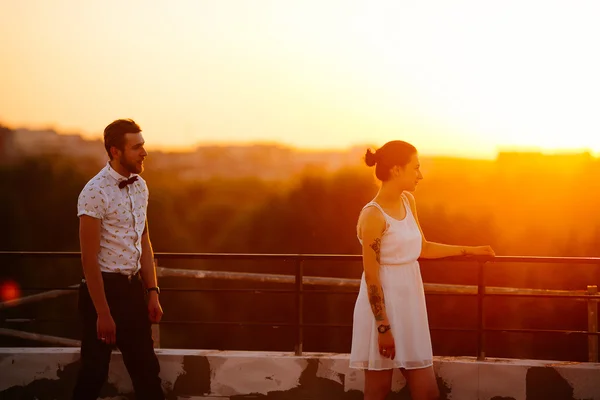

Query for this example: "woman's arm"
[404,192,495,259]
[358,207,390,326]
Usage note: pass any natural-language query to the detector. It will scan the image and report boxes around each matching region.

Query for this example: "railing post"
[477,260,486,361]
[294,259,304,356]
[153,258,161,348]
[587,285,598,362]
[152,324,161,348]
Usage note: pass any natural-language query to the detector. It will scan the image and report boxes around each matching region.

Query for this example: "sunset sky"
[1,0,599,158]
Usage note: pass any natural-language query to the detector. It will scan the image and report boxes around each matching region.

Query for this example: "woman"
[350,140,494,400]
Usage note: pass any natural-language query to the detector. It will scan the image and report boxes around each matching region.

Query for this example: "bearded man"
[72,118,164,399]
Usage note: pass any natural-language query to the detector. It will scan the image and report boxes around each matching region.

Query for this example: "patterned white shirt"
[77,162,149,275]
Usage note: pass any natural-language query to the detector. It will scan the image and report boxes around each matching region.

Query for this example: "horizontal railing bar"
[153,288,298,293]
[2,318,79,323]
[121,288,299,294]
[3,319,457,329]
[0,251,83,259]
[5,318,600,337]
[157,321,299,327]
[1,287,467,295]
[157,267,600,295]
[0,328,81,346]
[483,327,600,335]
[0,285,79,310]
[13,287,301,293]
[9,286,600,300]
[156,268,600,299]
[3,251,600,264]
[4,275,599,312]
[484,293,600,300]
[435,327,600,336]
[12,288,80,291]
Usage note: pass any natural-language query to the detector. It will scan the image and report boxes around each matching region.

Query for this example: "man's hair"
[103,119,141,159]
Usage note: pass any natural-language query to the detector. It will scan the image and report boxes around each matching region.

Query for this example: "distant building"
[495,150,593,178]
[0,125,17,164]
[496,150,592,164]
[12,128,106,165]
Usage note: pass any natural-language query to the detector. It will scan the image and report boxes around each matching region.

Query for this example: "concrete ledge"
[1,348,599,399]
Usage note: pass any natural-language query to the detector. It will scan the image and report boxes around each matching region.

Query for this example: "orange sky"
[1,1,599,158]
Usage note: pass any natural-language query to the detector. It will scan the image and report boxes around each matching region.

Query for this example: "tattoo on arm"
[370,238,381,264]
[368,284,386,321]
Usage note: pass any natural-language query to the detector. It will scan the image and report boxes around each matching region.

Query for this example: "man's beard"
[119,156,142,175]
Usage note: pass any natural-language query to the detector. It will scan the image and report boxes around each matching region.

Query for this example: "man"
[72,119,164,399]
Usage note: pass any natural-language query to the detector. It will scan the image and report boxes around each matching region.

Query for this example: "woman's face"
[390,153,423,191]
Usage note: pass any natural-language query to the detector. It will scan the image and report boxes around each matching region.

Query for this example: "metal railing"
[1,252,599,362]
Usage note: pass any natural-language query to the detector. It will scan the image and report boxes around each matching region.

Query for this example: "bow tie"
[118,176,138,189]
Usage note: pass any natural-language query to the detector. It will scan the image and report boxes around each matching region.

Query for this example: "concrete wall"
[1,348,599,399]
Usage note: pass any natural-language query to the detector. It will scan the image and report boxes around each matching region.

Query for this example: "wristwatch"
[377,324,391,334]
[147,286,160,295]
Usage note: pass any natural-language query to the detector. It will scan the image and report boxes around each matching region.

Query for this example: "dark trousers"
[72,272,164,400]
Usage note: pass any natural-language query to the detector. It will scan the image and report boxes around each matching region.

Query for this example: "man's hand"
[148,293,163,323]
[97,312,116,345]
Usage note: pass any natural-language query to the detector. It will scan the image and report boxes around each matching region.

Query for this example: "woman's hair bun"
[364,148,378,167]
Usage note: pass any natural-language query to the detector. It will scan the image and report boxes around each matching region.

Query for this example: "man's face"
[115,133,147,175]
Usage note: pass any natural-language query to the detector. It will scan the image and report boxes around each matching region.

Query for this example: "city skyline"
[4,123,597,162]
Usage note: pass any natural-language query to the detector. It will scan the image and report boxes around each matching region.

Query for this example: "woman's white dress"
[350,193,433,370]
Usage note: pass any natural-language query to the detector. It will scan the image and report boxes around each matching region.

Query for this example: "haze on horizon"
[1,0,599,159]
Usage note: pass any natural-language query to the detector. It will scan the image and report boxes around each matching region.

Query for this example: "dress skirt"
[350,261,433,370]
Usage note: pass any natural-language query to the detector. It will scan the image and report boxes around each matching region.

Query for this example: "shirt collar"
[105,161,138,183]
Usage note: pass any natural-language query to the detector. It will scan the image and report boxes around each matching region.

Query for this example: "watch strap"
[147,286,160,294]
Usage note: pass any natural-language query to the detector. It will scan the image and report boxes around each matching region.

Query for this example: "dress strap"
[362,201,384,214]
[400,193,414,219]
[362,201,391,233]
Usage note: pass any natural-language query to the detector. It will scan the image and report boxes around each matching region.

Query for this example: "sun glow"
[1,1,599,157]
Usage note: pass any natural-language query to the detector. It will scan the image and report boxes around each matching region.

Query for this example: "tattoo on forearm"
[368,284,385,321]
[370,238,381,264]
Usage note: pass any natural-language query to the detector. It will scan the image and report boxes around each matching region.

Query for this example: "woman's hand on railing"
[465,245,495,258]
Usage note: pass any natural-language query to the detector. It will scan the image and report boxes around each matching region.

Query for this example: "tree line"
[1,153,599,361]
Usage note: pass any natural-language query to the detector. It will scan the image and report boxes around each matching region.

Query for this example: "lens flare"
[0,280,21,302]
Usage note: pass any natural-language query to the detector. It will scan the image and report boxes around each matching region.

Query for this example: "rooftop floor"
[2,348,600,399]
